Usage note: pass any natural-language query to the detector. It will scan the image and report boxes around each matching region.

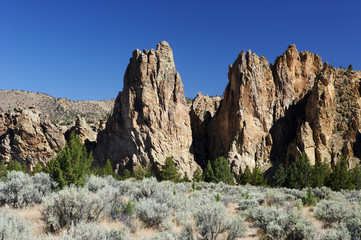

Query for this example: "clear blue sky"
[1,0,360,100]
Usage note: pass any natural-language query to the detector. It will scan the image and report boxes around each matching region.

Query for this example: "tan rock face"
[67,116,97,143]
[0,107,66,167]
[191,45,361,173]
[206,50,275,172]
[302,65,361,166]
[95,41,197,175]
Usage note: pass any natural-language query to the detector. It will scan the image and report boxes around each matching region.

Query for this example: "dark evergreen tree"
[181,172,191,182]
[122,169,132,180]
[203,160,215,183]
[46,133,93,188]
[213,156,234,184]
[31,162,44,176]
[251,164,266,186]
[159,157,181,182]
[311,159,331,188]
[7,158,24,172]
[352,163,361,190]
[348,64,353,71]
[133,164,153,180]
[286,153,312,189]
[328,155,352,191]
[273,164,287,187]
[192,166,203,182]
[0,159,7,179]
[238,165,252,185]
[103,159,114,176]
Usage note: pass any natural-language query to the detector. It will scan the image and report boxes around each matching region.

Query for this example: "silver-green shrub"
[145,231,178,240]
[86,175,114,192]
[312,187,332,200]
[0,206,33,240]
[0,171,55,207]
[341,217,361,240]
[344,190,361,203]
[227,215,246,240]
[315,200,351,225]
[249,206,316,240]
[43,185,105,231]
[266,189,297,205]
[193,201,229,240]
[319,224,351,240]
[238,199,259,211]
[61,222,128,240]
[135,198,171,227]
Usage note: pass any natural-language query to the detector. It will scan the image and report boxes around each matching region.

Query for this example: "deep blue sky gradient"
[1,0,360,100]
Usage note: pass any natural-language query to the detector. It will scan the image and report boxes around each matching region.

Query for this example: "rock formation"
[191,44,361,173]
[66,116,98,142]
[1,43,359,176]
[190,92,221,166]
[95,41,197,175]
[0,107,66,168]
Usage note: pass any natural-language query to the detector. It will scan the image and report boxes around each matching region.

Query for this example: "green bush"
[159,157,181,182]
[213,157,234,185]
[46,133,93,188]
[286,153,312,189]
[328,155,353,191]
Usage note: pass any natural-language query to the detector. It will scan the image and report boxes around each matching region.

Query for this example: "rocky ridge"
[192,45,361,174]
[94,41,197,175]
[0,107,66,168]
[0,90,114,125]
[1,43,360,176]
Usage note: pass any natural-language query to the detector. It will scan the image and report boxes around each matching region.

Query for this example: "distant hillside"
[0,90,115,125]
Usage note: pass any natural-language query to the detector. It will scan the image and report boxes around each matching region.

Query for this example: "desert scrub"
[319,224,351,240]
[265,188,297,205]
[249,206,316,240]
[0,206,33,240]
[314,200,351,226]
[0,171,56,207]
[341,217,361,240]
[312,186,332,200]
[135,197,171,227]
[43,185,105,231]
[85,175,119,192]
[192,201,230,239]
[238,199,259,211]
[61,222,128,240]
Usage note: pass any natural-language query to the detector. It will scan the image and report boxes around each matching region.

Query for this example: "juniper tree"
[213,156,234,185]
[250,164,266,186]
[159,157,181,182]
[192,166,203,182]
[286,153,312,189]
[46,133,93,188]
[238,165,252,185]
[273,164,287,187]
[203,160,215,183]
[328,155,352,191]
[311,159,331,188]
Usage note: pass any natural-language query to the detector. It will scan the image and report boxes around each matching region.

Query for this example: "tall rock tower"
[95,41,197,175]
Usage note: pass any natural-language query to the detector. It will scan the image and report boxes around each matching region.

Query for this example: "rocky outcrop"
[0,107,66,168]
[67,116,97,143]
[207,50,275,172]
[94,41,197,175]
[190,92,221,166]
[191,44,360,173]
